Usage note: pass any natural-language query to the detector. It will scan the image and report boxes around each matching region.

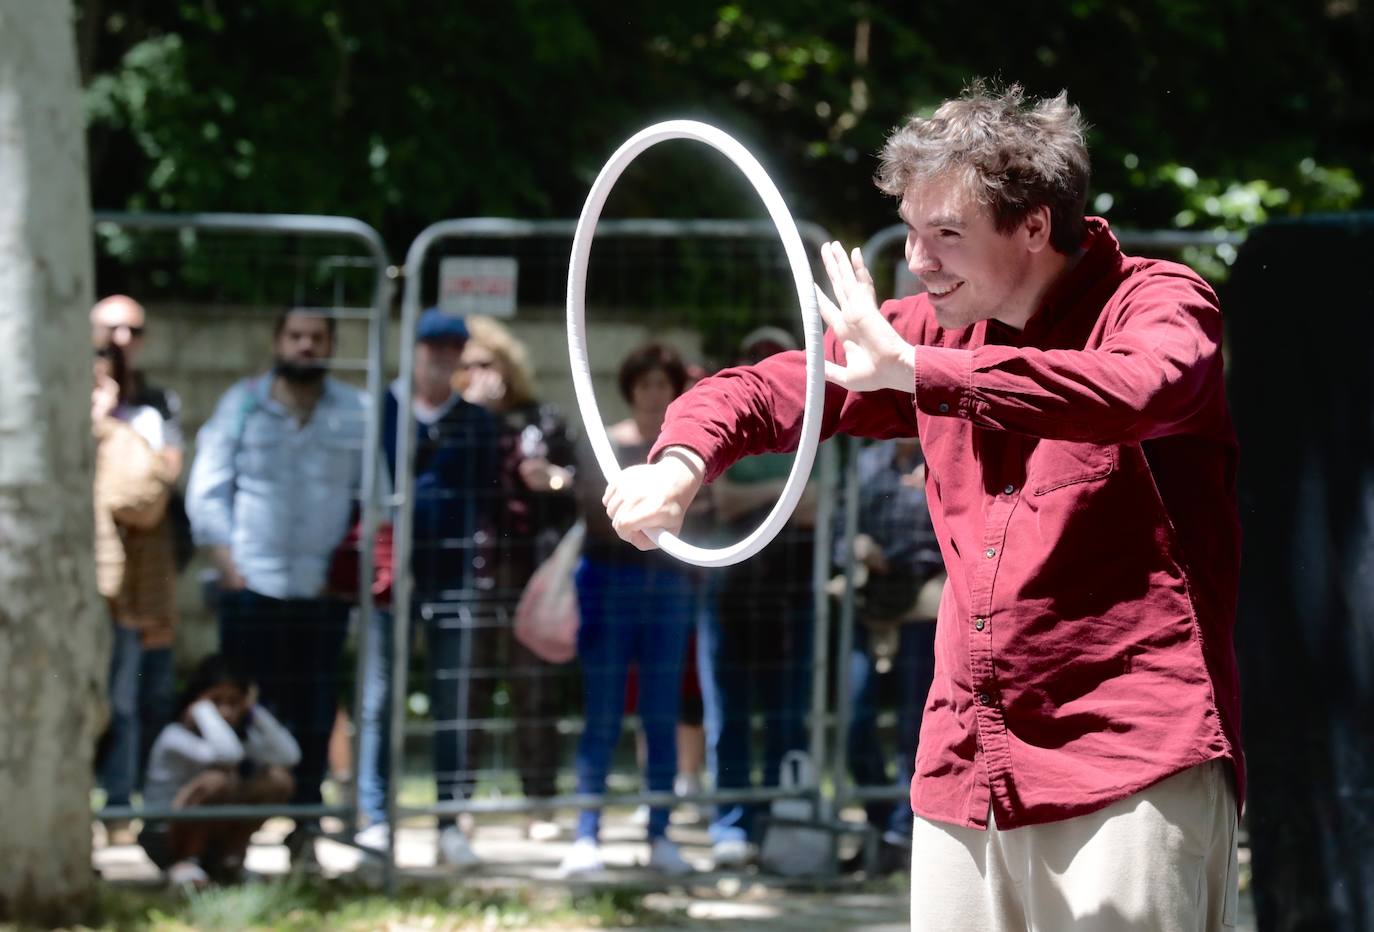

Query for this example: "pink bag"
[513,520,584,663]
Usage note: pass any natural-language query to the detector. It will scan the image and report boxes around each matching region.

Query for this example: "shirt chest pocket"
[1029,440,1116,495]
[302,431,361,488]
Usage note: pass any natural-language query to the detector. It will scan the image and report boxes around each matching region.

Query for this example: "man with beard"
[186,308,368,866]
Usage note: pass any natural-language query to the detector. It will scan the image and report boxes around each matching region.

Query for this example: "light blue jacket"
[186,374,368,599]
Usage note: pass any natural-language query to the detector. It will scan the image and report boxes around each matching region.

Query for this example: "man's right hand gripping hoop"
[565,120,826,568]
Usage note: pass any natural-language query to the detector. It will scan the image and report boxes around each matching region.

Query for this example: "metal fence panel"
[89,213,391,864]
[379,217,840,883]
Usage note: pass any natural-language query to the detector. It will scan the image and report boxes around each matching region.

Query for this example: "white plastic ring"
[566,120,824,568]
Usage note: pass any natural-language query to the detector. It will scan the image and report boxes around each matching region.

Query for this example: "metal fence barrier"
[86,212,1243,887]
[379,217,842,887]
[90,213,392,850]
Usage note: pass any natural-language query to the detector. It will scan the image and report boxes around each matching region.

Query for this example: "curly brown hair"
[876,80,1090,254]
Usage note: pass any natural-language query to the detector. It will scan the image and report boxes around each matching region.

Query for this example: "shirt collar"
[1012,217,1124,344]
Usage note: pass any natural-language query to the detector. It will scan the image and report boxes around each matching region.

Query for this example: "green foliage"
[1091,152,1365,278]
[78,0,1373,261]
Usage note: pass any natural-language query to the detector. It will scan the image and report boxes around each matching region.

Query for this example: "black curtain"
[1229,213,1374,932]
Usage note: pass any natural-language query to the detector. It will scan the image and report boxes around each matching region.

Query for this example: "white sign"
[438,257,518,317]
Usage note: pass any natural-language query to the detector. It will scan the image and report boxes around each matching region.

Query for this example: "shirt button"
[974,617,986,631]
[938,402,950,413]
[1003,484,1016,495]
[977,691,992,706]
[985,547,996,559]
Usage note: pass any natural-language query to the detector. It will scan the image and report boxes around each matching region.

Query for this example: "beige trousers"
[909,760,1239,931]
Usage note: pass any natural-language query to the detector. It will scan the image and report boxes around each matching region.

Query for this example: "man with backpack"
[185,307,368,866]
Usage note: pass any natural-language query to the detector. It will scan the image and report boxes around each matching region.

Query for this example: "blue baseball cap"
[416,308,469,344]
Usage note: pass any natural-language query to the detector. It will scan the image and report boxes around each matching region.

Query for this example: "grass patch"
[69,876,681,931]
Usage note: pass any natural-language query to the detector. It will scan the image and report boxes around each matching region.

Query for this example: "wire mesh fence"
[89,214,391,877]
[378,217,842,885]
[87,210,1244,887]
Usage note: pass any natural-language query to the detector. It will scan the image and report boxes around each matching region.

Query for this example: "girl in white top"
[140,654,300,889]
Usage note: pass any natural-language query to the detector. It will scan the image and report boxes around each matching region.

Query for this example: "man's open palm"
[818,241,916,395]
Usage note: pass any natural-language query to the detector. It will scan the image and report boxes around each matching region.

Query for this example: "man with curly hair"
[603,82,1242,930]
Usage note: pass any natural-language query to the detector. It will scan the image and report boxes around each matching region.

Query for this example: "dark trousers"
[217,589,351,811]
[705,542,814,844]
[99,620,174,806]
[573,557,695,841]
[848,620,936,839]
[357,598,567,827]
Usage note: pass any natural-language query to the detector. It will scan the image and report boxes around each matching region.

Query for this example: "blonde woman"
[457,316,578,840]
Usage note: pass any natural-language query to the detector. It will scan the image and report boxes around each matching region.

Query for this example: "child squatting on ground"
[138,654,301,889]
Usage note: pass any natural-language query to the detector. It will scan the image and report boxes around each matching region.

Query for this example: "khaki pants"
[910,760,1239,931]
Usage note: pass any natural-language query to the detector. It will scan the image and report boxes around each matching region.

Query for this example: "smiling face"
[900,172,1051,332]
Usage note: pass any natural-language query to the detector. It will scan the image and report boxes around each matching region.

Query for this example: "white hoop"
[566,120,824,568]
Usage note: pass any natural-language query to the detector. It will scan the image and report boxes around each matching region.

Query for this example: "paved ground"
[94,806,1254,930]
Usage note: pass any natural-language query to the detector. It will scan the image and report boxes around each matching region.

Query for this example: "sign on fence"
[438,256,518,317]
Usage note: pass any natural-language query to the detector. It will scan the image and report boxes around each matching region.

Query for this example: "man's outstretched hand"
[604,448,705,550]
[818,241,917,394]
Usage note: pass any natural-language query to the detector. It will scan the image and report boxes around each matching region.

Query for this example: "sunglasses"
[101,324,145,338]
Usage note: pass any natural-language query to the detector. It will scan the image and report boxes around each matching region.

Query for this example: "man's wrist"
[656,445,705,478]
[896,343,918,395]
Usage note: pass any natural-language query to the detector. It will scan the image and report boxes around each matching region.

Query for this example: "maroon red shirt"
[652,218,1243,829]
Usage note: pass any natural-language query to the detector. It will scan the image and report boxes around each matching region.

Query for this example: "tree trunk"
[0,0,104,924]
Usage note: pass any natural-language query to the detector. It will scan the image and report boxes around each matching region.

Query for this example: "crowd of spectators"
[89,297,942,887]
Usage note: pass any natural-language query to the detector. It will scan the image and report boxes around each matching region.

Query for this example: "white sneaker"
[712,837,753,869]
[631,803,650,827]
[166,858,209,890]
[437,825,480,869]
[354,822,390,853]
[525,817,562,842]
[648,837,693,876]
[559,837,604,876]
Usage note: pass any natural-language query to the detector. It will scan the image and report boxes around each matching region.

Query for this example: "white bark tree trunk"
[0,0,104,924]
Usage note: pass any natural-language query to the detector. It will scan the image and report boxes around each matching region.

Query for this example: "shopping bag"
[513,519,585,663]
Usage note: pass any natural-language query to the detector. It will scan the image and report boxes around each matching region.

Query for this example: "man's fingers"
[814,284,844,335]
[828,241,858,291]
[850,246,875,287]
[849,246,867,276]
[820,243,847,301]
[824,359,855,388]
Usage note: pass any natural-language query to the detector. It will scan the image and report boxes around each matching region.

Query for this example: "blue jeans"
[848,621,936,839]
[574,556,694,841]
[357,599,504,827]
[703,540,814,845]
[100,621,174,807]
[217,589,350,811]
